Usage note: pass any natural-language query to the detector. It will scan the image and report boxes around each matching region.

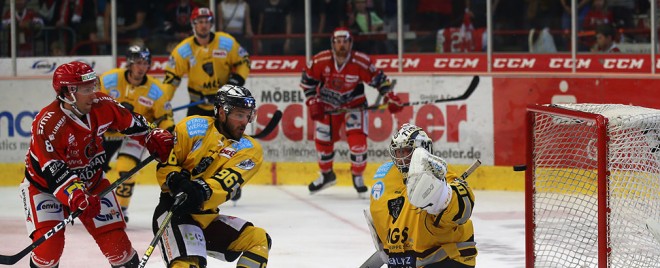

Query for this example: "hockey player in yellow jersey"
[152,84,270,268]
[100,45,174,222]
[163,7,250,117]
[369,123,477,268]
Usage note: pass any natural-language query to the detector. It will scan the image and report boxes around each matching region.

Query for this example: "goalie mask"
[389,123,433,173]
[214,84,256,123]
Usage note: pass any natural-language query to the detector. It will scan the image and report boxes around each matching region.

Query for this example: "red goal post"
[525,104,660,268]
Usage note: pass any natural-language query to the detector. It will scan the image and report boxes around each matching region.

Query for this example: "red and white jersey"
[300,50,388,108]
[24,92,152,204]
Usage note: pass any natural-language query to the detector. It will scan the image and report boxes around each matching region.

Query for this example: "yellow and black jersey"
[369,162,477,267]
[157,116,263,228]
[163,32,250,111]
[100,68,175,137]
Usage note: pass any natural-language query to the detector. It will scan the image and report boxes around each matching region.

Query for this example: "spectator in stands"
[105,0,148,45]
[69,0,99,55]
[607,0,634,29]
[317,0,347,34]
[2,0,44,56]
[217,0,254,52]
[157,0,197,54]
[257,0,292,55]
[583,0,612,30]
[591,24,620,52]
[560,0,591,31]
[349,0,385,54]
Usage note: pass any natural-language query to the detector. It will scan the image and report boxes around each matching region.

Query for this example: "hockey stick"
[0,155,156,265]
[359,159,482,268]
[251,110,282,139]
[172,100,206,112]
[327,76,479,115]
[137,192,188,268]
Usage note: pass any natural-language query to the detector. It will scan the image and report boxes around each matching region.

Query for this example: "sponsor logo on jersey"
[36,199,62,213]
[345,74,359,83]
[374,162,394,179]
[138,96,154,107]
[109,89,120,99]
[186,118,208,137]
[238,47,248,58]
[232,138,253,151]
[52,116,66,136]
[37,112,54,135]
[388,196,404,223]
[371,181,385,200]
[93,197,122,223]
[97,122,112,136]
[236,159,255,170]
[220,147,236,158]
[213,49,227,58]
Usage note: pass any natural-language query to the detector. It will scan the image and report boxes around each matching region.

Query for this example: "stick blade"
[251,110,282,139]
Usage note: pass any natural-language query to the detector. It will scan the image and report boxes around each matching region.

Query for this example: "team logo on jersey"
[371,181,384,200]
[388,196,404,223]
[236,159,256,170]
[192,156,214,176]
[84,141,98,159]
[202,62,214,77]
[238,47,249,58]
[213,49,227,58]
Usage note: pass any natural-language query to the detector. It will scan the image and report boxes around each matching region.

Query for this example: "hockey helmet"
[215,84,256,122]
[389,123,433,173]
[126,45,151,66]
[52,61,98,96]
[191,7,214,24]
[331,27,352,43]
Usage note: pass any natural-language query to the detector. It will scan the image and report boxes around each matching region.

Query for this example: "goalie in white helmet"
[368,123,477,267]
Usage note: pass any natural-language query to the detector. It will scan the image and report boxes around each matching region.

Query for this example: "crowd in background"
[0,0,656,57]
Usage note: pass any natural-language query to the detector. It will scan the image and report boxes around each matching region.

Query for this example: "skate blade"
[309,180,337,195]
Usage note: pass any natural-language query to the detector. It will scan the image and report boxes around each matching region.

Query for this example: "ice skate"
[352,174,368,198]
[308,171,337,194]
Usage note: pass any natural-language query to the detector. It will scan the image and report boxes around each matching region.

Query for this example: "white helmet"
[389,123,433,173]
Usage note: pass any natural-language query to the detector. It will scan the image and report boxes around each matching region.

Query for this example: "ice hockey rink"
[0,185,526,268]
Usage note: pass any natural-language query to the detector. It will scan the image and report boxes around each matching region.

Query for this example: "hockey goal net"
[526,104,660,268]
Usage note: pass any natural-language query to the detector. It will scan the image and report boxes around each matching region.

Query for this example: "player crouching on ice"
[368,123,477,267]
[20,61,174,268]
[152,84,271,267]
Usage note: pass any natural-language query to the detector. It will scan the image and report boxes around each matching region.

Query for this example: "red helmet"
[331,27,352,42]
[52,61,97,95]
[191,7,214,23]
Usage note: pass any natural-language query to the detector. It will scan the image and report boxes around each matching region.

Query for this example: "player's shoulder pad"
[216,33,236,52]
[34,103,67,139]
[174,38,195,59]
[351,51,372,70]
[146,81,165,100]
[312,50,333,63]
[180,116,212,138]
[373,162,395,179]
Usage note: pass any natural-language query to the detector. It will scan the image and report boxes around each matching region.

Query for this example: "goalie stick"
[359,159,482,268]
[138,192,188,268]
[327,75,479,115]
[0,155,157,265]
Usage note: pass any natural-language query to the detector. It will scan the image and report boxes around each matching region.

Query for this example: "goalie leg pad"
[406,171,452,215]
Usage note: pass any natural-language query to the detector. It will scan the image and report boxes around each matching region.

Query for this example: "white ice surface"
[0,185,525,267]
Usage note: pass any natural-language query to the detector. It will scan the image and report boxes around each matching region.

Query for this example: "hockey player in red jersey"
[20,61,174,268]
[300,27,404,196]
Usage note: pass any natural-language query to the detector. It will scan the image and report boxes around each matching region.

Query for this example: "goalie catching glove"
[406,147,452,215]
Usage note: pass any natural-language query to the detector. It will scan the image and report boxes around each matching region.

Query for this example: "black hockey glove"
[166,170,211,215]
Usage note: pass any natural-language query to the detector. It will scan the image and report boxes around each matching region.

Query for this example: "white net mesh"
[529,104,660,268]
